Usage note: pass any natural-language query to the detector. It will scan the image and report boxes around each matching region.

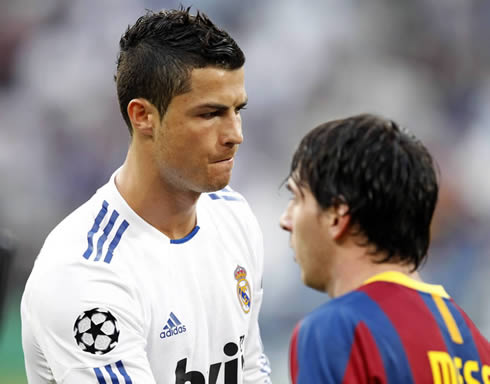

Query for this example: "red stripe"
[360,282,446,384]
[342,321,387,383]
[452,299,490,364]
[289,322,301,384]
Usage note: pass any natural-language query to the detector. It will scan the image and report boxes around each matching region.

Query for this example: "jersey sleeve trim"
[93,360,133,384]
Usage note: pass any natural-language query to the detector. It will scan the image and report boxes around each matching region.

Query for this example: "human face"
[153,67,247,193]
[280,178,333,292]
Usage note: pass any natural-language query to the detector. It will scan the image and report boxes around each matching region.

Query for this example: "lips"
[213,157,232,163]
[211,153,235,163]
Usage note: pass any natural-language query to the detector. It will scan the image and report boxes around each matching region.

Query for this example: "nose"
[279,206,292,232]
[221,113,243,147]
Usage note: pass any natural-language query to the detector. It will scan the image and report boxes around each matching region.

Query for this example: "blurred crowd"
[1,0,489,382]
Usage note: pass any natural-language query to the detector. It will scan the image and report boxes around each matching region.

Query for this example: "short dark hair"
[289,114,439,270]
[115,7,245,134]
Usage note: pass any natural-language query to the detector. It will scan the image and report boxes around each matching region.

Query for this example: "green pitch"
[0,294,27,384]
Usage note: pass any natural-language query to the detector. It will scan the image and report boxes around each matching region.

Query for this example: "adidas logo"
[160,312,187,339]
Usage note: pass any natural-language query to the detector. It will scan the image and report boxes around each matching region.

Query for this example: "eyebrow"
[286,178,306,198]
[194,99,248,111]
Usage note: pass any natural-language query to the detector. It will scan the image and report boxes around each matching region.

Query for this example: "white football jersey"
[21,171,272,384]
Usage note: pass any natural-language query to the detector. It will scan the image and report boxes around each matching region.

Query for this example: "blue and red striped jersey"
[290,271,490,384]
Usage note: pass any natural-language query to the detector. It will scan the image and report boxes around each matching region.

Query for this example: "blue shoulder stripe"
[83,200,129,264]
[83,201,109,260]
[94,210,119,262]
[104,220,129,263]
[207,187,244,202]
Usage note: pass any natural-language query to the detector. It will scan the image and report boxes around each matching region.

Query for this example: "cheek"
[293,212,310,239]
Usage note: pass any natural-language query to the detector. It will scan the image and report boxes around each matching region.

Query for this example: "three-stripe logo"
[94,360,132,384]
[83,200,129,264]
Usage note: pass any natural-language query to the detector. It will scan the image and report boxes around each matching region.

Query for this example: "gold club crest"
[234,265,251,313]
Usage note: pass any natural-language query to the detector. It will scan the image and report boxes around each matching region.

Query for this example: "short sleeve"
[21,256,156,384]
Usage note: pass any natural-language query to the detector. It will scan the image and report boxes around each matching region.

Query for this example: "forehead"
[182,66,247,105]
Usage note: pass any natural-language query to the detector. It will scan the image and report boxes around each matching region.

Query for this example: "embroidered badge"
[235,265,251,313]
[73,308,119,355]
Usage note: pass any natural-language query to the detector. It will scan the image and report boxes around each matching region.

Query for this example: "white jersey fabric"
[21,171,271,384]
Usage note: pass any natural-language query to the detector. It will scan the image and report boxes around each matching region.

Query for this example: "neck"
[326,248,422,298]
[115,149,199,240]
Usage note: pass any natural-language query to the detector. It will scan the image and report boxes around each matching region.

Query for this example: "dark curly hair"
[115,7,245,134]
[289,114,439,270]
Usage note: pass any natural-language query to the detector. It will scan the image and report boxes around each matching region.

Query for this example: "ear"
[127,99,159,137]
[328,204,350,240]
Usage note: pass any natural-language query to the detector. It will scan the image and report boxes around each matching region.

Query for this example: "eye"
[200,111,221,119]
[235,106,247,114]
[284,189,296,203]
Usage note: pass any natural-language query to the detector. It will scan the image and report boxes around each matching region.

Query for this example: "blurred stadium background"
[1,0,489,383]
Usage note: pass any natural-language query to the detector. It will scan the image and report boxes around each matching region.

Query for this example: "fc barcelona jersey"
[290,271,490,383]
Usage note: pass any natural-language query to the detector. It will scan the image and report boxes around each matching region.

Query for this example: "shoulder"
[293,293,374,382]
[200,186,261,235]
[39,190,132,267]
[22,193,141,342]
[199,186,264,277]
[300,292,366,340]
[24,187,137,312]
[201,186,252,215]
[297,290,393,358]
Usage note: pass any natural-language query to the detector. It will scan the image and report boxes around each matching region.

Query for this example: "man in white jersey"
[21,8,271,384]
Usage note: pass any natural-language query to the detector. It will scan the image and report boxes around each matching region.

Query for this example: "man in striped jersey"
[280,114,490,383]
[21,8,271,384]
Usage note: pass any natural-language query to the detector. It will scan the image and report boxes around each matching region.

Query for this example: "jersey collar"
[363,271,450,298]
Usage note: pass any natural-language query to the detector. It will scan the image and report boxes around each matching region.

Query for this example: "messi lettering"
[428,351,490,384]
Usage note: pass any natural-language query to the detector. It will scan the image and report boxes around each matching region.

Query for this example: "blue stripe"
[83,201,109,260]
[298,291,414,383]
[167,318,176,328]
[105,364,119,384]
[222,195,241,201]
[170,312,182,326]
[94,210,120,262]
[208,193,220,200]
[170,225,200,244]
[208,192,241,201]
[353,293,414,383]
[419,293,483,369]
[104,220,129,264]
[94,367,107,384]
[116,360,133,384]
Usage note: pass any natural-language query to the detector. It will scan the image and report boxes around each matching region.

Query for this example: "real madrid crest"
[234,265,251,314]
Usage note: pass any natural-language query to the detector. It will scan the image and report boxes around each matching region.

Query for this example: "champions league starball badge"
[234,265,251,313]
[73,308,120,355]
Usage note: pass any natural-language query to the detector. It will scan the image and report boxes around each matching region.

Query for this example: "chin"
[200,176,231,193]
[302,274,326,293]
